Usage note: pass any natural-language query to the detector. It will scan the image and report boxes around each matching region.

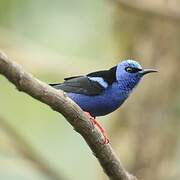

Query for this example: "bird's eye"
[125,67,141,73]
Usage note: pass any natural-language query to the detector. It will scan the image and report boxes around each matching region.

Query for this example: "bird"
[50,60,157,143]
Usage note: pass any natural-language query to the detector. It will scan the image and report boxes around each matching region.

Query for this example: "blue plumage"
[67,82,129,116]
[50,60,157,117]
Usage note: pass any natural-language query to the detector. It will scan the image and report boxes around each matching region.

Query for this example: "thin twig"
[0,51,136,180]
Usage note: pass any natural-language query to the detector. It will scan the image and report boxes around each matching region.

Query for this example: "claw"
[84,111,109,144]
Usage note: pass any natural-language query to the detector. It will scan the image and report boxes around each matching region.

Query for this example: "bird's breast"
[67,83,130,116]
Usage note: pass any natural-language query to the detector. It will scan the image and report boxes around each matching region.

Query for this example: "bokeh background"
[0,0,180,180]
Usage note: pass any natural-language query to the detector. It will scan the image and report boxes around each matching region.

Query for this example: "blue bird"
[50,60,157,143]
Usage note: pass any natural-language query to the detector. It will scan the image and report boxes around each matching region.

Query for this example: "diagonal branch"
[0,51,136,180]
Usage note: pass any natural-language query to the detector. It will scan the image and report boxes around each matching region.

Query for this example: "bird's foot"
[84,112,109,144]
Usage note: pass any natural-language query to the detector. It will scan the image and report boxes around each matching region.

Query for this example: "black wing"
[50,76,105,95]
[50,65,117,95]
[87,65,117,85]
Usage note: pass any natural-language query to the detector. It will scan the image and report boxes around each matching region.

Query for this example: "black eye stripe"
[125,67,142,73]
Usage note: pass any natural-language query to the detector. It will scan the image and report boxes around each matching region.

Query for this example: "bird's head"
[116,60,157,90]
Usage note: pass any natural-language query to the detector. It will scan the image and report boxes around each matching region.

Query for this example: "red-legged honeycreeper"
[50,60,157,143]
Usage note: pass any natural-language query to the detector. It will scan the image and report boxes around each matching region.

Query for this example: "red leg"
[84,112,109,144]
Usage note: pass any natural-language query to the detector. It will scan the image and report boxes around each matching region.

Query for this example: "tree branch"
[0,51,136,180]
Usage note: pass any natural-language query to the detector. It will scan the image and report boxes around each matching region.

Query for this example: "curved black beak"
[140,69,158,75]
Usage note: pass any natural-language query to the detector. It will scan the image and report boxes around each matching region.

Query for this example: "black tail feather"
[49,83,61,86]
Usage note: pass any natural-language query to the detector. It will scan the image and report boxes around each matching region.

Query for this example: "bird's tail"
[49,83,61,87]
[49,83,64,90]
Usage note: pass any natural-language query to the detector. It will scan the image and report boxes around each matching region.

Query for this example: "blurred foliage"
[0,0,180,180]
